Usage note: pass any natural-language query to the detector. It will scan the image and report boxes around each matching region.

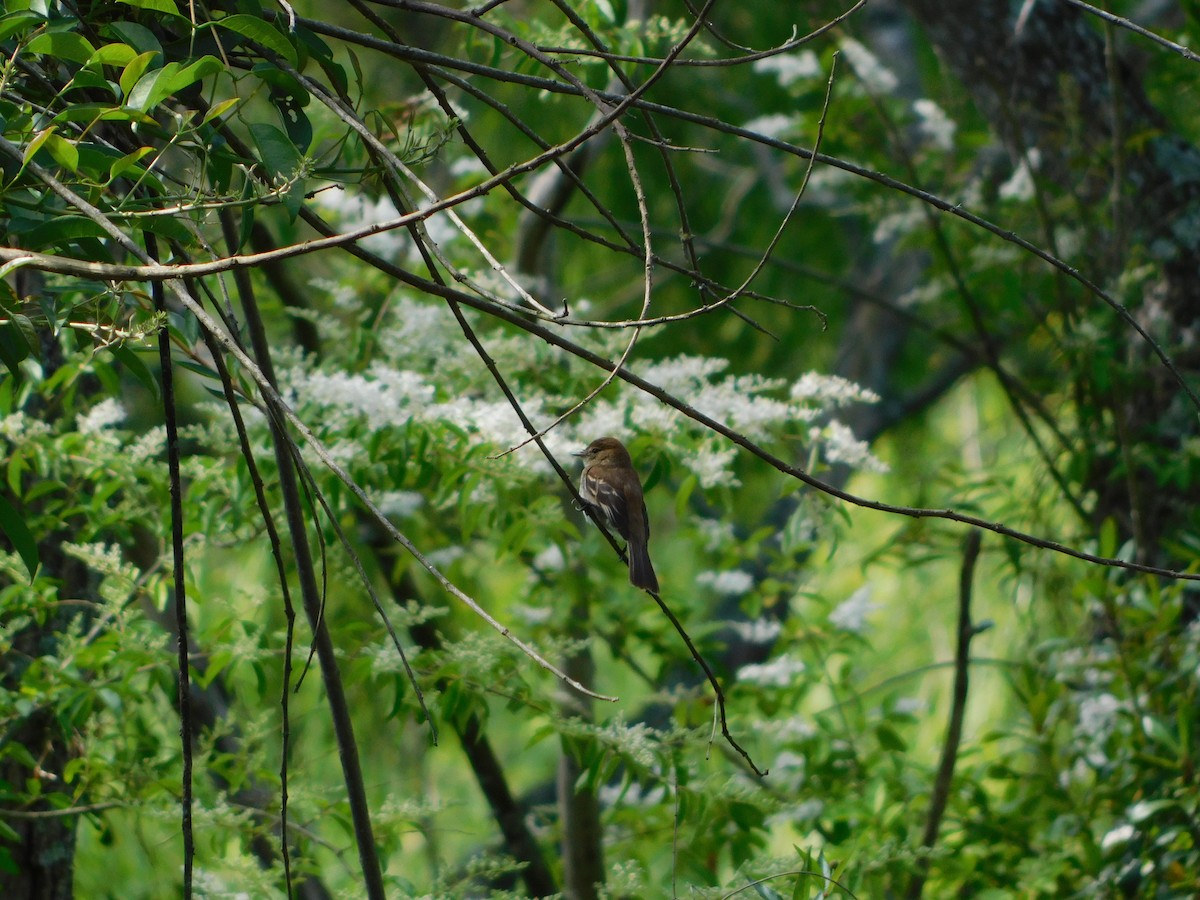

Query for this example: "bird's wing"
[582,470,631,540]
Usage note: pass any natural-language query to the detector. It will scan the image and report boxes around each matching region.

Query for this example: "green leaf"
[23,215,111,250]
[248,122,306,218]
[119,50,160,99]
[125,67,170,112]
[23,126,56,165]
[155,55,222,100]
[87,42,139,69]
[51,102,130,126]
[248,122,301,176]
[107,146,155,182]
[875,722,908,752]
[110,344,159,399]
[26,31,97,64]
[212,14,298,66]
[0,10,45,43]
[103,21,162,57]
[0,494,39,579]
[116,0,183,15]
[0,318,31,376]
[43,132,79,172]
[1098,515,1117,560]
[201,96,240,125]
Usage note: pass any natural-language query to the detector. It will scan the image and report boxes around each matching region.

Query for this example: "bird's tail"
[629,543,659,593]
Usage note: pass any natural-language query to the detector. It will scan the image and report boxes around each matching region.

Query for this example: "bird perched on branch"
[573,436,659,593]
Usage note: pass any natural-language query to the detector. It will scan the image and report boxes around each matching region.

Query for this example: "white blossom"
[1078,693,1121,740]
[727,617,782,644]
[376,490,424,518]
[913,98,956,150]
[315,189,407,259]
[791,372,880,406]
[743,113,796,140]
[872,205,925,245]
[1101,823,1135,851]
[77,398,126,435]
[698,569,754,597]
[752,51,821,87]
[828,585,877,633]
[696,516,736,551]
[0,412,50,442]
[999,155,1038,201]
[532,543,565,572]
[813,420,889,472]
[840,37,899,94]
[688,442,739,488]
[737,654,806,687]
[129,426,166,462]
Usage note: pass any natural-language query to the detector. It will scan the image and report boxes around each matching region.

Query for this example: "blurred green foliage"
[1,0,1199,897]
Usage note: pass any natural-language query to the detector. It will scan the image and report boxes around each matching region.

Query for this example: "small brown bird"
[572,436,659,592]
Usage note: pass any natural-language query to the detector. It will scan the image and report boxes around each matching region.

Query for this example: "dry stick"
[680,0,867,61]
[906,530,983,900]
[208,215,302,895]
[150,240,194,898]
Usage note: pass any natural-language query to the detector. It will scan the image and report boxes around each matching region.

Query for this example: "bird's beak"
[571,448,586,458]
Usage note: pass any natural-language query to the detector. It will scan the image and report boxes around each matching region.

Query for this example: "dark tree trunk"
[902,0,1200,563]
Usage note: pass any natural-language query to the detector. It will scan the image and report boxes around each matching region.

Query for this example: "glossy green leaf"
[119,50,160,99]
[248,122,301,182]
[87,42,139,69]
[22,126,55,164]
[201,96,240,125]
[116,0,182,16]
[0,494,38,579]
[0,10,44,42]
[103,20,162,56]
[107,146,154,182]
[212,14,298,66]
[26,31,96,64]
[43,132,79,172]
[0,318,31,376]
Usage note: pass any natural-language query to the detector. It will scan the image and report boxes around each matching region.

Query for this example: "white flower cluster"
[840,37,899,94]
[913,99,956,151]
[0,412,51,443]
[697,569,756,597]
[752,50,822,87]
[282,308,886,487]
[76,397,126,435]
[737,653,807,688]
[828,584,878,633]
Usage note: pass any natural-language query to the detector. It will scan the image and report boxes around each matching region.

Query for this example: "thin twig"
[1061,0,1200,64]
[149,235,194,898]
[649,587,767,777]
[906,530,983,900]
